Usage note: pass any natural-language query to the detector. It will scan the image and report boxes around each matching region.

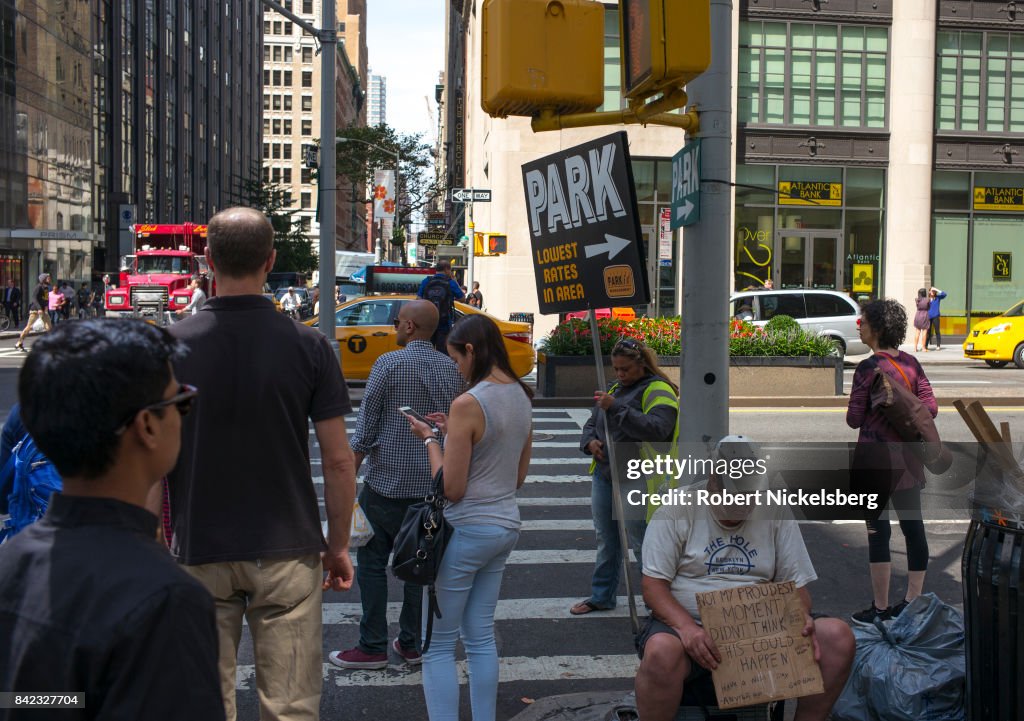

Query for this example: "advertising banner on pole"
[373,170,396,220]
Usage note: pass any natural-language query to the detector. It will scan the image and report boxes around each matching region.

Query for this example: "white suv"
[729,288,868,357]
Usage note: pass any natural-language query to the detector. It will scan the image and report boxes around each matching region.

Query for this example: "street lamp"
[335,137,401,264]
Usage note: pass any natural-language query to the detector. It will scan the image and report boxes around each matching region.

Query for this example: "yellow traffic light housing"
[481,0,604,118]
[474,232,486,256]
[621,0,711,101]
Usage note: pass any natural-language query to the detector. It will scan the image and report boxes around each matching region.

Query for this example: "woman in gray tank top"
[407,314,533,721]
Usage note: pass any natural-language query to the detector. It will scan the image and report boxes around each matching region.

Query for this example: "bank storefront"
[932,171,1024,334]
[734,164,885,300]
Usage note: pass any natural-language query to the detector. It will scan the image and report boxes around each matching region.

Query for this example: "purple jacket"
[847,351,937,489]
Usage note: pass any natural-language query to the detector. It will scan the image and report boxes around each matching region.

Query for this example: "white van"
[730,288,868,356]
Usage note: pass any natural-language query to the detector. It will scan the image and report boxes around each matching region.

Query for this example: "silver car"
[730,288,868,357]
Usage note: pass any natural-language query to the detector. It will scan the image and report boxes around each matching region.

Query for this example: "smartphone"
[399,406,432,426]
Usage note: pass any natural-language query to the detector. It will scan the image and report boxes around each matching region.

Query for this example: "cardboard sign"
[695,581,824,709]
[521,131,650,315]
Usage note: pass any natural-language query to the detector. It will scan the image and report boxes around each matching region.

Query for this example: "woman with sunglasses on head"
[405,313,532,721]
[847,298,936,625]
[570,336,679,616]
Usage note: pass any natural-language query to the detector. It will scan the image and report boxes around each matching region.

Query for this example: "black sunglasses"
[115,384,198,434]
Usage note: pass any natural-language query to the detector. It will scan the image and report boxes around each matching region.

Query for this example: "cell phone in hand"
[399,406,432,426]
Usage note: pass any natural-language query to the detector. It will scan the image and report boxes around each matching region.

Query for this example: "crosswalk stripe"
[311,473,590,485]
[342,549,633,567]
[314,596,640,625]
[317,496,593,507]
[237,655,639,690]
[521,519,592,531]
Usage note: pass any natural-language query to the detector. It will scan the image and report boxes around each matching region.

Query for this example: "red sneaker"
[328,647,388,670]
[392,638,422,666]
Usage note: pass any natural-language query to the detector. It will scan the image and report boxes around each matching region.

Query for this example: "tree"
[242,170,318,275]
[334,124,444,246]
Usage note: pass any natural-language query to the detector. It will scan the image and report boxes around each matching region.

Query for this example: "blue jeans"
[589,463,646,608]
[356,486,423,653]
[421,524,519,721]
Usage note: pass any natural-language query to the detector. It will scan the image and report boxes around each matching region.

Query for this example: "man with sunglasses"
[0,319,224,720]
[166,207,357,721]
[331,299,463,670]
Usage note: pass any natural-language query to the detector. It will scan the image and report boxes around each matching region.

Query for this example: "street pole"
[678,0,733,449]
[466,201,474,287]
[260,0,337,348]
[394,151,402,265]
[319,0,337,345]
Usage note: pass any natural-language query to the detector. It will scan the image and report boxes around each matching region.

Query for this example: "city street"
[0,335,1012,718]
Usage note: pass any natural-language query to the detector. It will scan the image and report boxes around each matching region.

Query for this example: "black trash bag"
[832,593,965,721]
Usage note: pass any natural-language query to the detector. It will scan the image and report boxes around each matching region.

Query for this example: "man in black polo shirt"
[167,206,357,721]
[0,319,224,720]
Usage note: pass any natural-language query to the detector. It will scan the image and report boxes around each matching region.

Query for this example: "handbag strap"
[879,354,912,391]
[422,585,442,654]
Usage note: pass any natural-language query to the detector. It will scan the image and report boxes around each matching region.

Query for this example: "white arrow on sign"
[676,199,695,222]
[584,234,631,261]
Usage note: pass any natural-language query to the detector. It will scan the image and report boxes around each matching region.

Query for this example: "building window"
[284,47,293,63]
[263,142,270,159]
[301,167,312,184]
[284,168,293,184]
[284,95,293,111]
[302,95,313,111]
[739,21,888,128]
[273,45,281,62]
[301,217,312,232]
[264,167,271,183]
[302,46,313,64]
[263,69,270,86]
[283,144,293,159]
[263,45,270,61]
[263,118,270,134]
[272,167,281,183]
[599,6,625,112]
[264,93,271,110]
[302,119,312,136]
[303,0,313,13]
[272,143,281,159]
[936,31,1024,133]
[284,71,293,87]
[283,21,292,36]
[272,118,282,134]
[272,94,282,110]
[264,20,271,34]
[283,119,293,134]
[301,192,312,209]
[273,21,281,35]
[272,69,281,86]
[302,71,313,88]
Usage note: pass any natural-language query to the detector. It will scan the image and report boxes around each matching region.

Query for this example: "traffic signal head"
[481,0,604,118]
[621,0,711,101]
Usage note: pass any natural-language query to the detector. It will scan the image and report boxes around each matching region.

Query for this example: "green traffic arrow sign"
[670,138,701,229]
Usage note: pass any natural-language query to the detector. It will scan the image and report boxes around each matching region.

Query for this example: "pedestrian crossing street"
[234,408,644,719]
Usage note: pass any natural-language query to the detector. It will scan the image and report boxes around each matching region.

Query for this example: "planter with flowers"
[536,315,842,398]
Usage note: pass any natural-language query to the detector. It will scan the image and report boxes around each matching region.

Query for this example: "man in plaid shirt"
[330,300,464,669]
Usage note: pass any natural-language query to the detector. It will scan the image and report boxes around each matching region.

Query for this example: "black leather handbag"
[391,469,452,653]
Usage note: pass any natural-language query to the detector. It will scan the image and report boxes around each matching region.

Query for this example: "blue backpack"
[0,434,62,543]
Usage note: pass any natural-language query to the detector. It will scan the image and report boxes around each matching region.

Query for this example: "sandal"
[570,600,612,615]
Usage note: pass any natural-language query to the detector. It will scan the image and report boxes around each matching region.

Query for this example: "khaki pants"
[185,554,323,721]
[18,309,51,342]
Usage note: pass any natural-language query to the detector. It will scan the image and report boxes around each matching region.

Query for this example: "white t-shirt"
[642,480,817,623]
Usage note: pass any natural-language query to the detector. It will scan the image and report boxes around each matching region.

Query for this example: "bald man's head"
[207,207,275,279]
[398,300,439,343]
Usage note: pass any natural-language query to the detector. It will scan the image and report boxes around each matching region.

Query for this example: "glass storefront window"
[932,171,970,210]
[846,168,884,207]
[972,216,1024,314]
[932,216,968,316]
[633,161,655,203]
[844,209,883,300]
[736,165,775,204]
[735,207,774,290]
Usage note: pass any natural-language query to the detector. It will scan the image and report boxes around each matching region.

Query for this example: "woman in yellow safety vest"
[571,337,679,616]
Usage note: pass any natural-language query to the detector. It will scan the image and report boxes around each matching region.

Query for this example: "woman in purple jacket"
[846,298,937,625]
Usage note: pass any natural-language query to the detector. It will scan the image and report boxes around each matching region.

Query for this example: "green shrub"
[765,314,800,335]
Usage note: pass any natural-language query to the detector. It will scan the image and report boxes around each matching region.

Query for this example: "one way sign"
[670,139,701,229]
[451,187,492,203]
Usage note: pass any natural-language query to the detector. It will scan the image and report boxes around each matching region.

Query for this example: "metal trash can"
[962,504,1024,721]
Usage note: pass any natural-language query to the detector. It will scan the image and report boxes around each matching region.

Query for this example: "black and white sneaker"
[890,599,911,618]
[851,603,892,625]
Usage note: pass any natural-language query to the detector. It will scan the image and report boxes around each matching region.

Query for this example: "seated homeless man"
[635,435,855,721]
[0,319,224,721]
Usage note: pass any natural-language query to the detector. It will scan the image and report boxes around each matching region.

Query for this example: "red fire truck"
[105,223,212,322]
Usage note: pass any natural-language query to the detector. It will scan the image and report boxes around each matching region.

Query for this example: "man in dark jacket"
[15,273,52,351]
[0,319,224,720]
[416,260,465,352]
[3,279,21,327]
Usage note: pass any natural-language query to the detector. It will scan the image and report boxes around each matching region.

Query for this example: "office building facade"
[367,68,386,127]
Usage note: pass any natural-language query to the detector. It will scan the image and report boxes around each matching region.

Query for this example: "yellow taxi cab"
[963,300,1024,368]
[306,295,536,380]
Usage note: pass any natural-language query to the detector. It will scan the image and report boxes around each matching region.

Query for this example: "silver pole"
[318,0,337,347]
[588,312,639,635]
[678,0,733,449]
[466,201,474,287]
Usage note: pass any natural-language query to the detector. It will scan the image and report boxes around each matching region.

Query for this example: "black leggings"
[927,317,941,347]
[866,487,929,571]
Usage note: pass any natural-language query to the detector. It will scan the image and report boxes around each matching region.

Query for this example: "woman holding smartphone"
[406,314,533,721]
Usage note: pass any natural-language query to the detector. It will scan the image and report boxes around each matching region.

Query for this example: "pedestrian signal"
[621,0,711,100]
[488,234,507,255]
[481,0,603,118]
